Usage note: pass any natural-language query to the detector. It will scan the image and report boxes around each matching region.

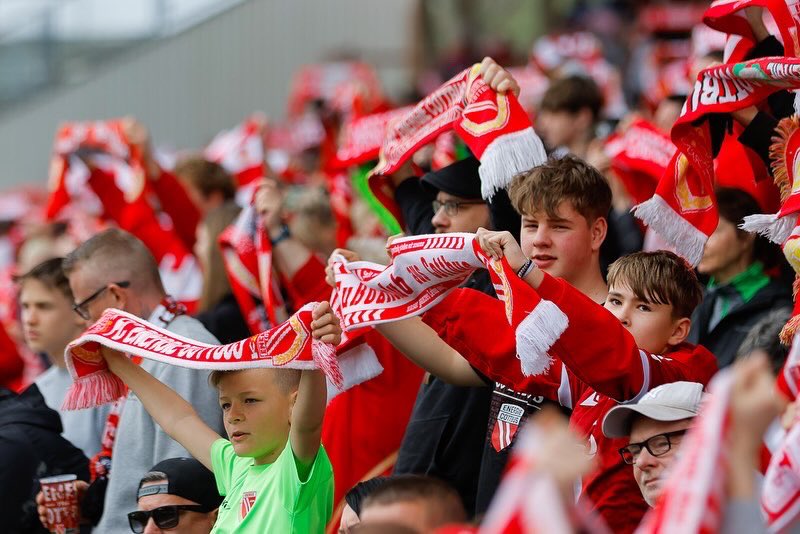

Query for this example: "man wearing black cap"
[128,458,221,534]
[387,149,554,516]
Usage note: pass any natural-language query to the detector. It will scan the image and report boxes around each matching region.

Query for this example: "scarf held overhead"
[633,57,800,265]
[331,233,568,376]
[62,302,339,410]
[372,64,546,199]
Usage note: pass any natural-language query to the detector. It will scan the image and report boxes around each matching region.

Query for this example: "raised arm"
[290,302,341,478]
[103,350,220,470]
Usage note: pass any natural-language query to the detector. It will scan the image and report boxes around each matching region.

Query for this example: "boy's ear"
[590,216,608,251]
[667,317,692,347]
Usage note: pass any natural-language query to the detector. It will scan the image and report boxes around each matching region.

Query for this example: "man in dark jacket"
[0,384,89,533]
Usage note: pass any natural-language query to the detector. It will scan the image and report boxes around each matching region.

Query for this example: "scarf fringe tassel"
[479,127,547,200]
[312,338,344,390]
[632,194,707,266]
[62,370,126,411]
[741,213,798,244]
[326,343,384,403]
[515,299,568,376]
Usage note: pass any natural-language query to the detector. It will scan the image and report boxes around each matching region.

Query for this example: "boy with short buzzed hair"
[98,302,341,533]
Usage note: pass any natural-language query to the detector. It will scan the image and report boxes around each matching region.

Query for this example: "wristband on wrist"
[270,224,291,246]
[516,258,534,279]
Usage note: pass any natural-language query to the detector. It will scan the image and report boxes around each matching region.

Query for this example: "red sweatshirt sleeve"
[537,273,718,400]
[281,254,332,308]
[421,287,561,400]
[149,169,201,250]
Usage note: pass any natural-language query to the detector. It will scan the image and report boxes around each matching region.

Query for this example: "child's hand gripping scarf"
[330,233,567,377]
[204,115,267,188]
[604,118,676,205]
[632,57,800,265]
[61,302,339,411]
[46,120,146,220]
[372,63,547,200]
[636,370,734,534]
[218,203,285,335]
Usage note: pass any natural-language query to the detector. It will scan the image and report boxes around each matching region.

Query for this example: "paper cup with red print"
[39,474,79,534]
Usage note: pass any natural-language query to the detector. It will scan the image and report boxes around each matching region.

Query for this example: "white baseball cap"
[602,381,704,439]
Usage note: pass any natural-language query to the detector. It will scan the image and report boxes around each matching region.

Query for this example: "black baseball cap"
[420,156,483,200]
[137,457,222,512]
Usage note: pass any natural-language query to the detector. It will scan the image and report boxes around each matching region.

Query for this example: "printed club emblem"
[491,403,525,452]
[240,491,257,519]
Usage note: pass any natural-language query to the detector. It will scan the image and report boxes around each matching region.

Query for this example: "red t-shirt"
[423,273,718,534]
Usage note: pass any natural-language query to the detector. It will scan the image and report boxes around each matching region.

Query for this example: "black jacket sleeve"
[738,111,779,172]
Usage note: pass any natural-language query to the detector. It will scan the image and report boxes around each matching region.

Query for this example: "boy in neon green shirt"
[100,302,339,533]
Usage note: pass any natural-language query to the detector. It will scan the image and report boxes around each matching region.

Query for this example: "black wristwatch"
[270,224,291,246]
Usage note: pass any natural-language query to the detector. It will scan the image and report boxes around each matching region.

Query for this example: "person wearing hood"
[0,384,89,533]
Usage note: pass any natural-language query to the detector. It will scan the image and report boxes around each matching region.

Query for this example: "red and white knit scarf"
[604,118,675,205]
[62,302,339,410]
[333,106,414,169]
[636,369,733,534]
[763,385,800,531]
[218,204,285,335]
[633,57,800,265]
[330,233,568,376]
[204,115,267,188]
[373,64,547,199]
[46,120,146,220]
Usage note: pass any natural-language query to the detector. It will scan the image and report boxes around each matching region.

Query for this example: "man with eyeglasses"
[602,381,702,507]
[129,457,221,534]
[37,228,223,534]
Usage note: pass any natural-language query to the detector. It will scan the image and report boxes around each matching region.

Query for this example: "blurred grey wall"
[0,0,414,188]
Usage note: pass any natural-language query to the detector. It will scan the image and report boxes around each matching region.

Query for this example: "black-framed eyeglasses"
[128,505,208,533]
[72,281,130,320]
[619,429,687,465]
[432,199,485,217]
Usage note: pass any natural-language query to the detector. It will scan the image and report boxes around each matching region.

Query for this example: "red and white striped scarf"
[636,369,733,534]
[62,302,339,410]
[763,393,800,531]
[333,106,413,169]
[218,204,285,335]
[204,115,267,188]
[373,64,546,200]
[330,233,568,376]
[633,57,800,265]
[604,119,675,205]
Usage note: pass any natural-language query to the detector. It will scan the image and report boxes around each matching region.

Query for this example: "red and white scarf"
[46,120,146,220]
[218,203,285,335]
[604,119,675,206]
[330,233,568,376]
[633,57,800,265]
[62,302,339,410]
[373,64,547,199]
[636,369,733,534]
[333,106,413,169]
[204,115,267,188]
[763,387,800,531]
[704,1,800,61]
[287,62,384,117]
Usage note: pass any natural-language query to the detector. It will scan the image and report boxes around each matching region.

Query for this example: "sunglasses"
[127,504,207,533]
[72,281,130,320]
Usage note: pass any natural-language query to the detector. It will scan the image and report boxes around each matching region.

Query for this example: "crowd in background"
[3,1,800,533]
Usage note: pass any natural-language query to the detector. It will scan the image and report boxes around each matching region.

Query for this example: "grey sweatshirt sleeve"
[720,499,766,534]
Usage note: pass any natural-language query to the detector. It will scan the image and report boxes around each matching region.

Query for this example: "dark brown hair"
[607,250,703,319]
[508,155,611,222]
[540,75,603,120]
[15,257,73,300]
[174,156,236,201]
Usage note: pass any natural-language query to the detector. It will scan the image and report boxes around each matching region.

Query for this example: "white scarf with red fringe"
[372,63,547,200]
[633,57,800,265]
[62,302,339,410]
[635,369,733,534]
[330,233,568,377]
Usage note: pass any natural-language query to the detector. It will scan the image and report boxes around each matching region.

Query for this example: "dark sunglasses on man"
[128,504,208,533]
